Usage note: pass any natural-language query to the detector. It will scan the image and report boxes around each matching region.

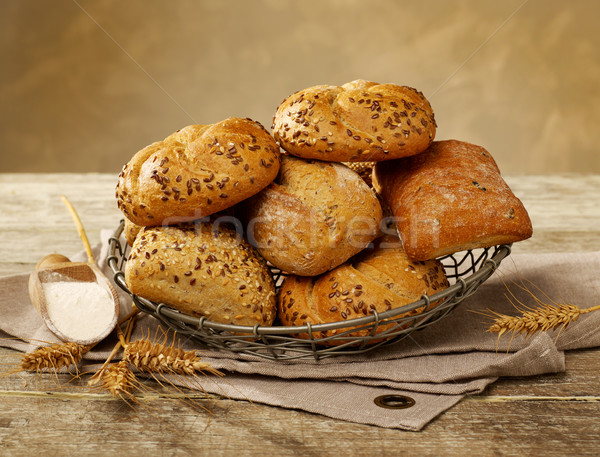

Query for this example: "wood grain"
[0,173,599,456]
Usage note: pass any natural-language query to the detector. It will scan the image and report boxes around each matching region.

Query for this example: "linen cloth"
[1,230,598,431]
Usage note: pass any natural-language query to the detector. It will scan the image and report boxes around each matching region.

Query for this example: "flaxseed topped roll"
[125,221,276,327]
[277,236,449,344]
[272,79,436,162]
[116,117,280,226]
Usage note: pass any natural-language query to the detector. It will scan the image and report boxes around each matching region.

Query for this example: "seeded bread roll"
[277,236,449,344]
[116,117,280,227]
[123,218,142,247]
[373,140,533,260]
[343,161,375,187]
[272,79,436,162]
[125,222,276,327]
[243,155,383,276]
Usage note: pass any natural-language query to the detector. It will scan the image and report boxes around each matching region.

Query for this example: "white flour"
[43,281,115,341]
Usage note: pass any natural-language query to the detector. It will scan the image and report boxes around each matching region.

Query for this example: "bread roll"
[373,140,533,260]
[243,155,383,276]
[343,161,375,187]
[272,79,436,162]
[123,218,142,247]
[277,236,449,344]
[116,117,280,227]
[125,221,276,327]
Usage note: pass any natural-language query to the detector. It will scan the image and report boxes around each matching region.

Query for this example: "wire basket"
[107,220,511,361]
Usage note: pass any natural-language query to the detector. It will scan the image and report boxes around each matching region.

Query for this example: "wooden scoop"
[28,254,120,346]
[27,196,120,346]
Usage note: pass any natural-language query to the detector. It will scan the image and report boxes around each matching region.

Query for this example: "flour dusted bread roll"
[373,140,533,260]
[277,236,449,344]
[116,117,280,226]
[244,155,383,276]
[125,221,276,326]
[272,79,436,162]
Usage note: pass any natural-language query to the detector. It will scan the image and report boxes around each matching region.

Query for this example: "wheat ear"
[21,342,91,373]
[123,338,223,378]
[487,303,600,338]
[100,359,136,397]
[88,306,139,386]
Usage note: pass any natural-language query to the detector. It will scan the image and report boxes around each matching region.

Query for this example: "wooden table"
[1,173,599,456]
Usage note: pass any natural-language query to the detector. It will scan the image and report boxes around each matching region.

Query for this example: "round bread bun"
[277,236,449,345]
[272,79,436,162]
[123,217,142,247]
[125,221,276,327]
[116,117,281,227]
[343,161,375,187]
[243,155,383,276]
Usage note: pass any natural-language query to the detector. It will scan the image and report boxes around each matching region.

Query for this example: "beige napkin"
[1,230,599,431]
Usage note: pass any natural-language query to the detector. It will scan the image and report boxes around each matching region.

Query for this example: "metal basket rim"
[107,220,511,337]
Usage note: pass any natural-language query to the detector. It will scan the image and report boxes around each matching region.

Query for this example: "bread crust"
[243,155,383,276]
[373,140,533,260]
[272,80,436,162]
[124,222,276,327]
[277,237,448,344]
[116,117,280,226]
[123,218,142,247]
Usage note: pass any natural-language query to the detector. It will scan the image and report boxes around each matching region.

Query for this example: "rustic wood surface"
[1,173,599,457]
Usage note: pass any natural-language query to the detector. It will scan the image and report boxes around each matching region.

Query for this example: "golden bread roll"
[125,221,276,327]
[373,140,533,260]
[243,155,383,276]
[343,161,375,187]
[272,79,436,162]
[123,218,142,247]
[277,236,449,344]
[116,117,280,226]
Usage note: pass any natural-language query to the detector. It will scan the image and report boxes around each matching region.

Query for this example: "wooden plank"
[0,391,598,457]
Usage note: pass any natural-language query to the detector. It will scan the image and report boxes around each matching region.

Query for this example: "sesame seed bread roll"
[277,236,449,344]
[116,117,281,227]
[272,79,436,162]
[124,222,276,327]
[373,140,533,260]
[243,155,383,276]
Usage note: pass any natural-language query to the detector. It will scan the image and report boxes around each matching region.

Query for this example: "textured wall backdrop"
[1,0,599,174]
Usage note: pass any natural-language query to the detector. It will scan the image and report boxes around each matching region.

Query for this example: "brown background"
[1,0,598,174]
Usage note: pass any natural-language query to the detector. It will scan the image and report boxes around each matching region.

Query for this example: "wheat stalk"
[123,338,223,378]
[61,195,95,264]
[21,342,90,373]
[487,303,600,338]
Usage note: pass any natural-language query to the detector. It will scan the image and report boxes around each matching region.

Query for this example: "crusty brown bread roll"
[116,117,280,227]
[272,79,436,162]
[277,236,449,344]
[373,140,533,260]
[125,221,276,327]
[243,155,383,276]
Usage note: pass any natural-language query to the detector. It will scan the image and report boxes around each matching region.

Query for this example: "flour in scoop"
[43,281,115,341]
